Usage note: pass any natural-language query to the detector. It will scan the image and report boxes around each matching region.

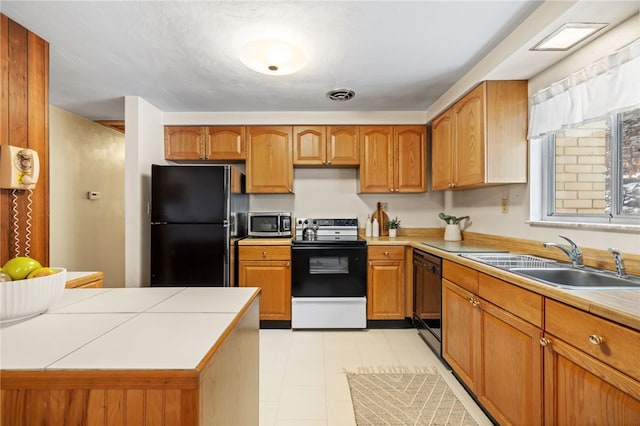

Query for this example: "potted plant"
[438,212,469,241]
[385,217,401,238]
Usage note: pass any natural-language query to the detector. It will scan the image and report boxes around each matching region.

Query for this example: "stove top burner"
[293,217,365,246]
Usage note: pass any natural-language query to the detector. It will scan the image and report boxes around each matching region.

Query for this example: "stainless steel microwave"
[247,212,292,237]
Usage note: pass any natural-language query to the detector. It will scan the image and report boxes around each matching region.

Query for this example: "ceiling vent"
[327,89,356,101]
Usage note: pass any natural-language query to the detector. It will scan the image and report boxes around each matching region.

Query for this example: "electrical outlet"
[501,198,508,214]
[381,202,388,212]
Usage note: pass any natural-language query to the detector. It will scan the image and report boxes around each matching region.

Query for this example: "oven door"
[291,245,366,297]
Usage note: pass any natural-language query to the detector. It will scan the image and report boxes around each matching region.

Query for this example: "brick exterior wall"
[554,120,608,214]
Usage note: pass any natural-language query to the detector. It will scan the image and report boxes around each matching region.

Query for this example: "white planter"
[444,224,462,241]
[388,229,397,238]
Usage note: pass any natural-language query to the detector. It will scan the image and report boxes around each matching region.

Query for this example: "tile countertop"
[0,287,260,371]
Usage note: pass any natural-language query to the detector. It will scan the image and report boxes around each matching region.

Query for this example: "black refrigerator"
[150,165,248,287]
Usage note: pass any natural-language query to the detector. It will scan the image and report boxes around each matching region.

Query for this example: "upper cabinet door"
[453,83,486,188]
[165,126,205,160]
[394,125,426,192]
[431,110,454,190]
[206,126,245,160]
[359,126,394,193]
[246,126,293,193]
[327,126,359,166]
[293,126,326,165]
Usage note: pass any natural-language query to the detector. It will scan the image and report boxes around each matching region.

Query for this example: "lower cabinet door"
[239,260,291,320]
[478,301,543,425]
[544,335,640,425]
[442,279,480,393]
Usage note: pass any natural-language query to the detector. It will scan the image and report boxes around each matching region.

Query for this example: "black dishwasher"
[413,250,443,358]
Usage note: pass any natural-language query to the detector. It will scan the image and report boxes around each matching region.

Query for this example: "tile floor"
[259,328,493,426]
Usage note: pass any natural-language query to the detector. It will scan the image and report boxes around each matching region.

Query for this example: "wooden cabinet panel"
[453,84,485,188]
[246,126,293,193]
[293,126,359,166]
[442,260,478,293]
[442,279,480,393]
[164,126,205,160]
[359,125,426,193]
[206,126,245,160]
[394,125,426,192]
[367,246,405,320]
[359,126,394,192]
[239,260,291,320]
[545,299,640,382]
[239,244,291,321]
[478,299,543,425]
[430,110,454,191]
[478,273,543,328]
[293,126,325,165]
[544,334,640,425]
[327,126,359,166]
[430,80,527,191]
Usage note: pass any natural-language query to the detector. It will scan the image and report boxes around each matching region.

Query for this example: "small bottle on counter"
[372,217,379,237]
[365,215,372,237]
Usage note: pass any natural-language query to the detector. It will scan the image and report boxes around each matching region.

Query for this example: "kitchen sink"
[462,253,640,289]
[509,267,640,289]
[461,253,557,269]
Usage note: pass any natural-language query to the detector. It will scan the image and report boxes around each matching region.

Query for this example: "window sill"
[526,220,640,233]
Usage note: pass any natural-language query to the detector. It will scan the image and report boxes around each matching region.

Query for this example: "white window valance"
[528,38,640,139]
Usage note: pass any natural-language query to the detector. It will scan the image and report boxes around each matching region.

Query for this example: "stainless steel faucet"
[608,248,628,278]
[543,235,584,268]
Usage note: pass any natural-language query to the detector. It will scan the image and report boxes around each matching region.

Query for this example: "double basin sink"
[462,253,640,290]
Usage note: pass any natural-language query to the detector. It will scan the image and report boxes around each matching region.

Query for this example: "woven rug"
[346,367,479,426]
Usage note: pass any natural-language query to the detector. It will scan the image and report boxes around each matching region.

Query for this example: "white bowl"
[0,268,67,323]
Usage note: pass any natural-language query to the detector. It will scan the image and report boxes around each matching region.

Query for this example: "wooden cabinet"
[543,300,640,425]
[359,125,426,193]
[238,245,291,321]
[165,126,206,160]
[367,246,405,319]
[165,126,245,160]
[293,126,359,166]
[246,126,293,193]
[206,126,245,160]
[442,261,543,425]
[431,80,528,190]
[65,272,104,288]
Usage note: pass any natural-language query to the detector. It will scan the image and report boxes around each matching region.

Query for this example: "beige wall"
[49,106,125,287]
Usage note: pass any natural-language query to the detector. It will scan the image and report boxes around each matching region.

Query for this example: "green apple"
[2,257,42,280]
[27,267,57,279]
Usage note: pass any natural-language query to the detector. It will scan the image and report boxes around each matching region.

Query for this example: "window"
[541,108,640,224]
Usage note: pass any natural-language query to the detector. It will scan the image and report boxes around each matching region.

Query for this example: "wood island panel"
[1,291,260,426]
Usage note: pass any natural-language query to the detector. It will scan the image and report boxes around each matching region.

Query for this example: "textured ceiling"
[1,1,637,120]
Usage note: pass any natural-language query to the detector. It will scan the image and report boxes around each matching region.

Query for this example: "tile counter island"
[0,287,260,425]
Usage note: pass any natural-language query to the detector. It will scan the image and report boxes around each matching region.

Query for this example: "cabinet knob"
[468,297,479,307]
[286,261,290,267]
[327,160,331,165]
[384,251,389,256]
[262,251,267,258]
[289,188,293,193]
[588,334,604,345]
[322,160,327,165]
[539,337,550,347]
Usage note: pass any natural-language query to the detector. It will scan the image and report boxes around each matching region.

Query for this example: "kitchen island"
[0,287,260,426]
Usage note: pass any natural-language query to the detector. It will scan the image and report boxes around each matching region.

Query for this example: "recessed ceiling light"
[327,89,356,101]
[239,39,307,76]
[531,23,607,51]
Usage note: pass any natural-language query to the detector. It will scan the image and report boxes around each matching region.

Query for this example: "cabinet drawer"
[368,246,404,260]
[443,261,478,293]
[239,245,291,261]
[479,274,542,328]
[545,299,640,381]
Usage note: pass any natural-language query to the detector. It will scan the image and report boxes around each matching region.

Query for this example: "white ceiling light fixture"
[240,39,308,76]
[531,23,608,51]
